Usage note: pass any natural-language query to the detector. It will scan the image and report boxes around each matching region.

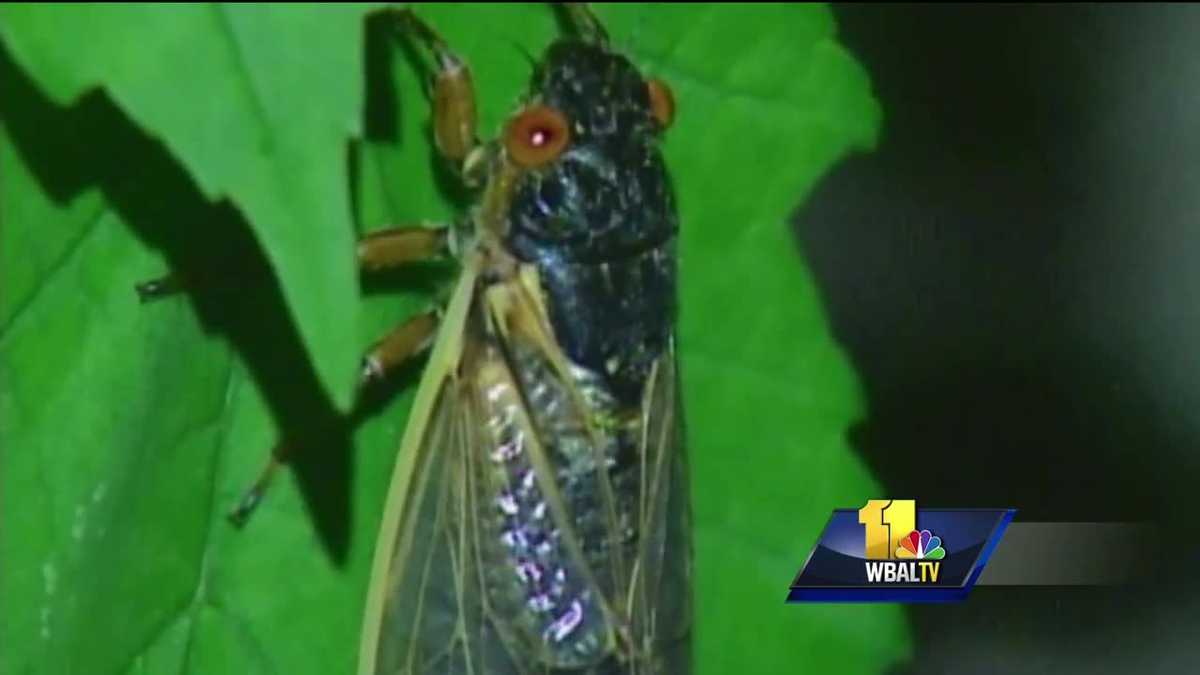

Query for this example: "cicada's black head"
[503,39,678,264]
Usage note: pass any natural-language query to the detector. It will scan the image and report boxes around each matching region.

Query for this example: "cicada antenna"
[560,3,609,45]
[510,39,539,70]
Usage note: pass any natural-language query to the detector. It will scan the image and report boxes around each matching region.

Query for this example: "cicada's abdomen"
[468,341,619,669]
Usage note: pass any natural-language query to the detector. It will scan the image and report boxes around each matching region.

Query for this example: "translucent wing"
[359,267,504,675]
[368,374,485,674]
[361,264,614,675]
[359,265,692,675]
[627,344,692,673]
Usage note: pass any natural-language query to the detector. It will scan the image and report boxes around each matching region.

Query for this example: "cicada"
[352,6,691,675]
[133,4,689,673]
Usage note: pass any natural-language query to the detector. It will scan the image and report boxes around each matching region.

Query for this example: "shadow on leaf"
[1,43,365,563]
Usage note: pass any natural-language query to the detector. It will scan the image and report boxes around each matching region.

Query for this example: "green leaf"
[1,4,910,675]
[0,3,377,411]
[0,12,407,673]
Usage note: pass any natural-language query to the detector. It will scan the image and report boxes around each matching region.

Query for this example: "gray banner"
[976,522,1161,585]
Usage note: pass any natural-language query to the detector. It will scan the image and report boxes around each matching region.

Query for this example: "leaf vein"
[113,601,195,675]
[178,361,240,674]
[0,202,107,343]
[208,4,275,156]
[114,360,239,675]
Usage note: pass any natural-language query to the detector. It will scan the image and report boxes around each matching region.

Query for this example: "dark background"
[797,5,1200,673]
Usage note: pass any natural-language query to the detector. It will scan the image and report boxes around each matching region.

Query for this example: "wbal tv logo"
[859,499,945,584]
[787,499,1015,603]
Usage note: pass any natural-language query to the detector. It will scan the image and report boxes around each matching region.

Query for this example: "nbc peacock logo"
[859,500,945,584]
[896,530,946,560]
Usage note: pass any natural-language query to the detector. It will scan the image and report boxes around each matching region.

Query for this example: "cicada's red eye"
[505,105,570,168]
[646,78,675,129]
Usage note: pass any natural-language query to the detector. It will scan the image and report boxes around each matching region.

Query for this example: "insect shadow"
[1,27,452,564]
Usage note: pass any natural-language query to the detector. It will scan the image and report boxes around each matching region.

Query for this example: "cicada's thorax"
[505,40,678,406]
[468,40,678,669]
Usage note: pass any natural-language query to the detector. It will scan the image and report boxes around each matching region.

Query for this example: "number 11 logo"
[858,499,916,560]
